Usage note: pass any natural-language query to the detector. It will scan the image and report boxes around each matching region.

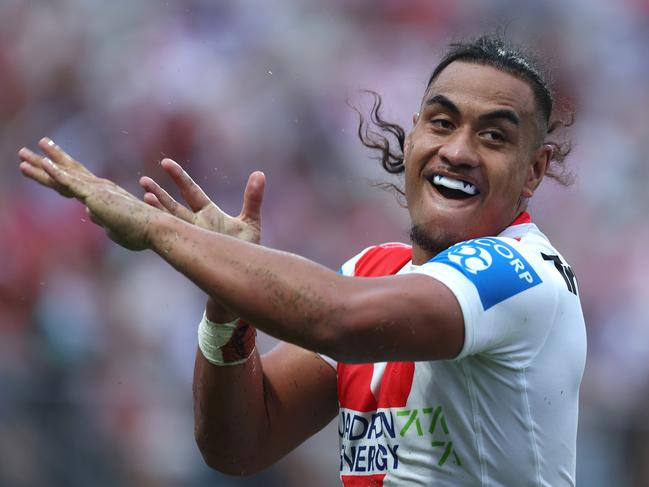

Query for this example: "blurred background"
[0,0,648,485]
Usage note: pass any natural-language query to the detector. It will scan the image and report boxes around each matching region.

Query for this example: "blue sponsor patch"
[430,238,542,310]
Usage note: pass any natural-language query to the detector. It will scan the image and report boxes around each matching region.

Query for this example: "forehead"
[424,61,537,118]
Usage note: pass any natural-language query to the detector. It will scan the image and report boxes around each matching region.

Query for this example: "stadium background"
[1,0,648,485]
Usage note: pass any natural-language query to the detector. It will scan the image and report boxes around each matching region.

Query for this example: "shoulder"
[414,232,572,361]
[420,234,554,312]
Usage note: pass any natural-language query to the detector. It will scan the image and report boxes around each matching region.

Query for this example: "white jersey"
[332,214,586,486]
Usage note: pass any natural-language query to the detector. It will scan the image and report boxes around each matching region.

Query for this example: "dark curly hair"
[357,35,574,197]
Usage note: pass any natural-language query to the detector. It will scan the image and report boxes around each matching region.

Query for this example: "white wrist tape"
[197,312,252,366]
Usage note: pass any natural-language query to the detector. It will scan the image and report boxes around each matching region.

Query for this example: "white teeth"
[432,175,478,195]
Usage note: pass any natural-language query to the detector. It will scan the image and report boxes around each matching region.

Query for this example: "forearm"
[150,214,345,354]
[149,213,464,363]
[205,296,237,323]
[193,342,339,475]
[193,348,271,474]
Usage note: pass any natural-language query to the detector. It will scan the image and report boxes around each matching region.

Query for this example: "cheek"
[491,161,526,203]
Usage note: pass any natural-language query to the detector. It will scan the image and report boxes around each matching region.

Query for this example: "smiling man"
[19,36,585,486]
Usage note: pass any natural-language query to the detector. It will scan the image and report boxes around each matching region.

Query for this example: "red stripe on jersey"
[353,243,412,278]
[337,363,377,411]
[341,473,386,486]
[511,211,532,225]
[337,244,415,411]
[337,362,416,412]
[377,362,415,409]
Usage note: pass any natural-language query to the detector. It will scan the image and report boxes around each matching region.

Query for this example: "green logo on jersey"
[396,406,462,467]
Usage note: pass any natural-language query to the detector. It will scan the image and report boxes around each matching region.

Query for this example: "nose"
[437,127,479,168]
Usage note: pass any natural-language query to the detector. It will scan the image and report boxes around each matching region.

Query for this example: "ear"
[521,144,552,198]
[404,113,420,161]
[404,132,412,160]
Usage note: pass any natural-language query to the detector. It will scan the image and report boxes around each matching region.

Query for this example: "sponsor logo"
[339,410,399,473]
[338,406,461,476]
[431,238,542,310]
[448,244,492,274]
[397,407,461,467]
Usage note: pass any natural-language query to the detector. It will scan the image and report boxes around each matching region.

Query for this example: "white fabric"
[334,222,586,486]
[197,312,250,366]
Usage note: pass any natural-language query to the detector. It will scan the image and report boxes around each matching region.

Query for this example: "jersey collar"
[510,211,532,226]
[498,211,536,241]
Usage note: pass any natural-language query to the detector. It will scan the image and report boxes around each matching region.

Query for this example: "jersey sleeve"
[412,236,557,365]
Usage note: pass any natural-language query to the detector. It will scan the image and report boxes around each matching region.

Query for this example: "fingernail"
[43,158,54,167]
[47,139,55,146]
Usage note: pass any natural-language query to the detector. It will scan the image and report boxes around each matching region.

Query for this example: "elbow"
[195,430,265,476]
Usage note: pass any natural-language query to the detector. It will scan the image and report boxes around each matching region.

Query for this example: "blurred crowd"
[0,0,648,485]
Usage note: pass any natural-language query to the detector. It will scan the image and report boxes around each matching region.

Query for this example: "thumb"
[240,171,265,223]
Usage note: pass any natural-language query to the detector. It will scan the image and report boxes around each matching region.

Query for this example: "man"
[18,36,586,486]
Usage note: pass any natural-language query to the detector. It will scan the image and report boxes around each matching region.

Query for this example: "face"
[404,61,551,263]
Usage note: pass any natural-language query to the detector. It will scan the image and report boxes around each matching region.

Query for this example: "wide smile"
[426,173,481,201]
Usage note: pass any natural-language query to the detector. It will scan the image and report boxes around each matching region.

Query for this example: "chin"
[409,222,468,257]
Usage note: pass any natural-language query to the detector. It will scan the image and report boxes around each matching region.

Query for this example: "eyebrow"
[478,109,520,127]
[425,94,460,114]
[425,94,520,127]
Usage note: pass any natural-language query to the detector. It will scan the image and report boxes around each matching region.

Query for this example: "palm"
[193,203,260,244]
[139,158,265,245]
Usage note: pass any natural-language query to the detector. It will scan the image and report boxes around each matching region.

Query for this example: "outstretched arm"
[137,162,464,363]
[150,215,463,362]
[20,137,464,363]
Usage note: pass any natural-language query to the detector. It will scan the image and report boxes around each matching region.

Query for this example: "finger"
[240,171,265,223]
[139,176,194,221]
[143,192,166,211]
[19,160,56,187]
[20,157,75,197]
[38,137,89,173]
[18,147,48,169]
[86,207,103,226]
[40,156,86,200]
[161,158,211,212]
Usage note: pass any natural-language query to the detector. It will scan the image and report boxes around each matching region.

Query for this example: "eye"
[431,118,455,131]
[481,130,507,142]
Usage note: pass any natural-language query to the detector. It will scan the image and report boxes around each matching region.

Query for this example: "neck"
[409,224,450,265]
[411,245,441,266]
[409,208,531,266]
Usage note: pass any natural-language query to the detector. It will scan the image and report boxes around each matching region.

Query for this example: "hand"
[139,159,265,245]
[19,138,159,251]
[139,160,266,323]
